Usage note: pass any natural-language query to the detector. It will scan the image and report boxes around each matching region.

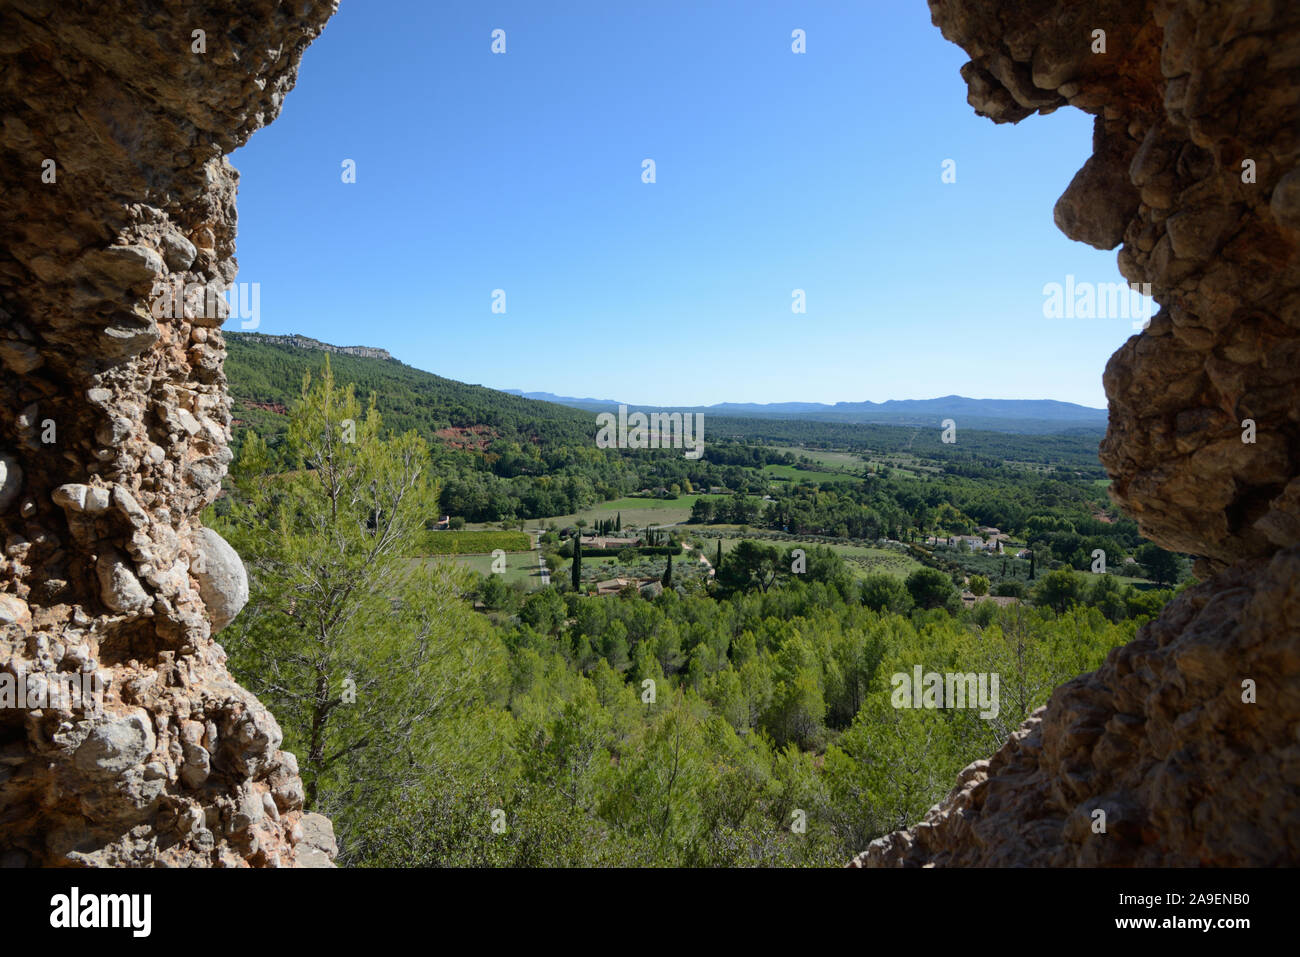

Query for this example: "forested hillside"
[225,332,595,448]
[225,333,1106,470]
[207,353,1189,867]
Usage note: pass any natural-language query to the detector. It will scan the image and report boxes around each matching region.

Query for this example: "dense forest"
[208,356,1187,866]
[225,335,1119,533]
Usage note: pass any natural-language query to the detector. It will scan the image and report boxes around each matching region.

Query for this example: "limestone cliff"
[855,0,1300,866]
[237,332,394,362]
[0,0,339,866]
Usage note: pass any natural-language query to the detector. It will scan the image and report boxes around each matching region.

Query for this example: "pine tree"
[571,533,582,591]
[662,551,673,587]
[216,361,493,828]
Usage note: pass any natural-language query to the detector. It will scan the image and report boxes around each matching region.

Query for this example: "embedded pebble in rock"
[0,0,338,867]
[192,526,249,633]
[74,710,156,775]
[0,594,30,627]
[0,341,43,374]
[854,0,1300,867]
[159,232,198,272]
[95,550,152,615]
[295,813,340,868]
[0,454,20,512]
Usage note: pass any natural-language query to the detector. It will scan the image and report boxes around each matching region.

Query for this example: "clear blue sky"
[230,0,1140,409]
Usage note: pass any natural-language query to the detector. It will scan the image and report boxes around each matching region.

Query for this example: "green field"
[418,530,532,554]
[708,533,921,580]
[432,550,545,588]
[762,463,857,484]
[770,447,866,471]
[768,445,931,479]
[553,549,709,585]
[507,494,769,531]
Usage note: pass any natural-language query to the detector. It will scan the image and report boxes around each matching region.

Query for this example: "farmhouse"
[581,535,640,549]
[594,576,663,597]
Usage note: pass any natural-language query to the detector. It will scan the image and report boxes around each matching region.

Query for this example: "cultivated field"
[698,533,921,580]
[486,493,769,531]
[429,551,543,588]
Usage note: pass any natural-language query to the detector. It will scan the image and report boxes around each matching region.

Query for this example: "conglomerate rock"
[0,1,338,867]
[855,0,1300,866]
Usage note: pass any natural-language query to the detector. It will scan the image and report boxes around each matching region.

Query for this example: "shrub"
[905,567,957,610]
[860,574,913,614]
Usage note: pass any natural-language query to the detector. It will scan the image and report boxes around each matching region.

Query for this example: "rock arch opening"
[856,0,1299,866]
[1,0,1295,869]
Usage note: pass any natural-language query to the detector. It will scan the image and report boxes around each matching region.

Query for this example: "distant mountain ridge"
[240,333,393,361]
[229,333,1105,435]
[224,333,1110,465]
[503,390,1108,434]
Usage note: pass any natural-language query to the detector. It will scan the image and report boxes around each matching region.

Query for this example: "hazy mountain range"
[223,333,1107,435]
[503,391,1108,434]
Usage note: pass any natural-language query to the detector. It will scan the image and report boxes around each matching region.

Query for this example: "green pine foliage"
[209,356,1181,867]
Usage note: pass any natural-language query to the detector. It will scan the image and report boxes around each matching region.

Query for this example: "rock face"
[0,1,339,866]
[855,0,1300,866]
[240,332,394,361]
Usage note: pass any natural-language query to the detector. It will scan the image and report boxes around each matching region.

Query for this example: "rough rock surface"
[241,333,394,361]
[855,0,1300,866]
[0,1,339,867]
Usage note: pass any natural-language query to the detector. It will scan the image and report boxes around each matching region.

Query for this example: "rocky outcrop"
[237,332,394,361]
[855,0,1300,866]
[0,1,338,866]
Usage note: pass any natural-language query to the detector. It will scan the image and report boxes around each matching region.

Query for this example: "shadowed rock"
[855,0,1300,868]
[0,0,338,867]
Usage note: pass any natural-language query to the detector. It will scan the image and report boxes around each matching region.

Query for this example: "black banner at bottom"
[4,865,1277,942]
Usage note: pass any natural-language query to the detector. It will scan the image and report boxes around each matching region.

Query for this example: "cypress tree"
[571,534,582,591]
[662,551,672,587]
[616,512,621,532]
[715,539,722,568]
[1028,550,1036,580]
